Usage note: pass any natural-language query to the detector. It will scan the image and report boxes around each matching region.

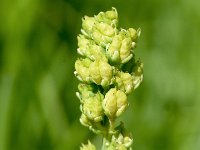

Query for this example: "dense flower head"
[75,7,143,150]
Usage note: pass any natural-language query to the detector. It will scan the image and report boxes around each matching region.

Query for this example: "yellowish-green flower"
[132,60,143,90]
[114,123,133,149]
[89,60,113,87]
[115,71,134,94]
[128,28,140,41]
[75,59,114,87]
[82,92,104,122]
[102,88,128,119]
[77,35,107,61]
[76,83,96,103]
[80,113,92,127]
[95,7,118,26]
[81,16,96,37]
[92,24,115,47]
[75,58,92,82]
[106,29,138,64]
[75,7,143,150]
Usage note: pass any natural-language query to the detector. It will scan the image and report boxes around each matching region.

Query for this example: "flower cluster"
[75,7,143,150]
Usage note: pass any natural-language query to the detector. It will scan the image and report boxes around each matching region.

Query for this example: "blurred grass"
[0,0,200,150]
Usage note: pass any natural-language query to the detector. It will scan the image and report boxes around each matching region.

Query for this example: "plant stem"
[101,119,116,150]
[102,137,108,150]
[109,119,115,134]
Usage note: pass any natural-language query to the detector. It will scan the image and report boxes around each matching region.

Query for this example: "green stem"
[101,119,116,150]
[101,137,108,150]
[109,119,115,134]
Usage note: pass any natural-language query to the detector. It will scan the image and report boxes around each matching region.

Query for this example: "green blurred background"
[0,0,200,150]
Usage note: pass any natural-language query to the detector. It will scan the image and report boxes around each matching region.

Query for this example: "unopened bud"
[128,28,138,41]
[120,37,133,64]
[103,88,128,119]
[77,35,107,61]
[116,90,128,117]
[77,35,90,56]
[114,122,133,148]
[82,16,96,35]
[82,92,104,122]
[123,136,133,148]
[115,71,134,94]
[80,114,92,127]
[77,83,96,103]
[95,7,118,26]
[92,26,113,47]
[106,35,122,64]
[105,7,118,21]
[107,30,135,64]
[88,44,107,61]
[132,60,143,90]
[97,22,115,37]
[75,58,92,82]
[89,60,113,87]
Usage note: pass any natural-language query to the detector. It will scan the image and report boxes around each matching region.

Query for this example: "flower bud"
[115,71,134,94]
[120,37,133,64]
[115,90,128,117]
[75,58,92,82]
[88,43,107,61]
[105,7,118,21]
[114,122,133,148]
[80,141,96,150]
[132,60,143,90]
[89,60,113,87]
[106,35,122,63]
[95,7,118,26]
[128,28,138,41]
[110,136,132,149]
[77,35,107,61]
[92,25,113,47]
[77,83,96,103]
[82,16,96,36]
[123,136,133,148]
[107,30,134,64]
[110,132,132,150]
[97,22,115,37]
[80,113,92,127]
[114,133,133,149]
[80,111,107,134]
[103,88,128,119]
[82,92,104,122]
[77,35,90,56]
